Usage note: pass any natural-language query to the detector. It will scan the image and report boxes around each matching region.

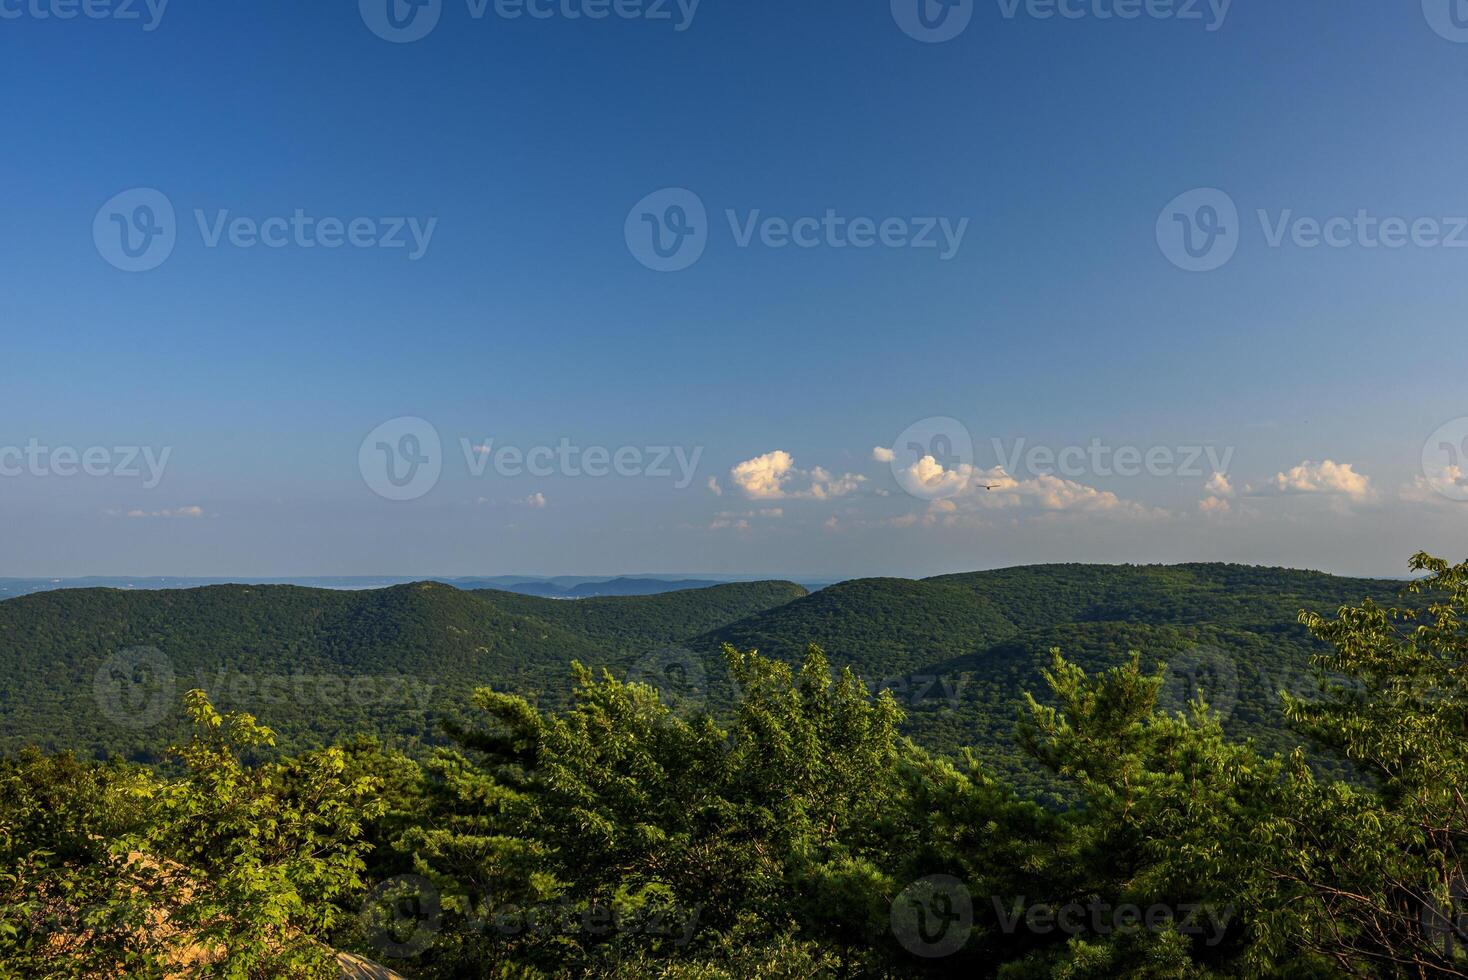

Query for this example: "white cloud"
[1400,468,1467,505]
[807,466,865,499]
[709,510,751,532]
[902,454,970,499]
[709,507,783,531]
[117,505,206,520]
[729,451,865,501]
[730,450,794,499]
[871,446,895,463]
[707,476,723,496]
[1265,460,1374,502]
[515,493,547,509]
[1199,496,1231,515]
[1198,472,1234,516]
[891,457,1162,520]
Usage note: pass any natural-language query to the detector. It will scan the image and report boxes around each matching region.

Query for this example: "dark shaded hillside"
[495,577,726,598]
[0,582,610,761]
[691,578,1018,679]
[902,620,1366,802]
[471,581,807,649]
[679,564,1423,801]
[926,563,1409,631]
[0,580,809,763]
[0,564,1425,789]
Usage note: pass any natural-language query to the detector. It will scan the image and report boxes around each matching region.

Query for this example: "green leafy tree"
[1248,553,1468,977]
[127,690,385,978]
[390,645,915,977]
[0,751,163,978]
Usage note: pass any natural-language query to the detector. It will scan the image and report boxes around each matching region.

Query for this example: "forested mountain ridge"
[0,580,803,760]
[682,564,1421,797]
[0,582,607,758]
[926,562,1409,630]
[0,565,1420,777]
[7,554,1463,979]
[690,577,1019,677]
[469,580,807,648]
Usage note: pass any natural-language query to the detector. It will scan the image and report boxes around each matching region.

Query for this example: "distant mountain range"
[0,575,829,601]
[0,564,1423,798]
[459,577,726,598]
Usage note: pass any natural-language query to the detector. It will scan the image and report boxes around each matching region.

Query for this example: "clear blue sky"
[3,0,1466,578]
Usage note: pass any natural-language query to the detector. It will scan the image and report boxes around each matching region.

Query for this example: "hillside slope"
[0,579,808,761]
[692,578,1017,678]
[683,564,1420,800]
[472,581,808,650]
[0,582,609,760]
[0,565,1422,789]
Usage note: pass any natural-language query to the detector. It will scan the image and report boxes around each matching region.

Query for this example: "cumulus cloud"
[114,505,206,520]
[1264,460,1374,502]
[708,507,783,531]
[807,467,864,499]
[1197,471,1234,516]
[730,451,794,499]
[891,456,1163,522]
[871,446,895,463]
[729,451,865,501]
[1400,467,1468,505]
[1199,496,1231,515]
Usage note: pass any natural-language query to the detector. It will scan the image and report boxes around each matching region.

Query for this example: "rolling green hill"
[470,580,807,650]
[678,564,1419,800]
[0,565,1421,790]
[692,578,1018,677]
[0,580,804,761]
[0,582,612,760]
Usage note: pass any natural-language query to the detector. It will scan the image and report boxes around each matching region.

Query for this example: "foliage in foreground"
[2,552,1467,977]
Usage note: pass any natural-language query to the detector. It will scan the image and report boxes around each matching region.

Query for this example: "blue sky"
[3,0,1467,578]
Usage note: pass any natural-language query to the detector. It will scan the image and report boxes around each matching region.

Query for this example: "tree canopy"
[2,554,1464,977]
